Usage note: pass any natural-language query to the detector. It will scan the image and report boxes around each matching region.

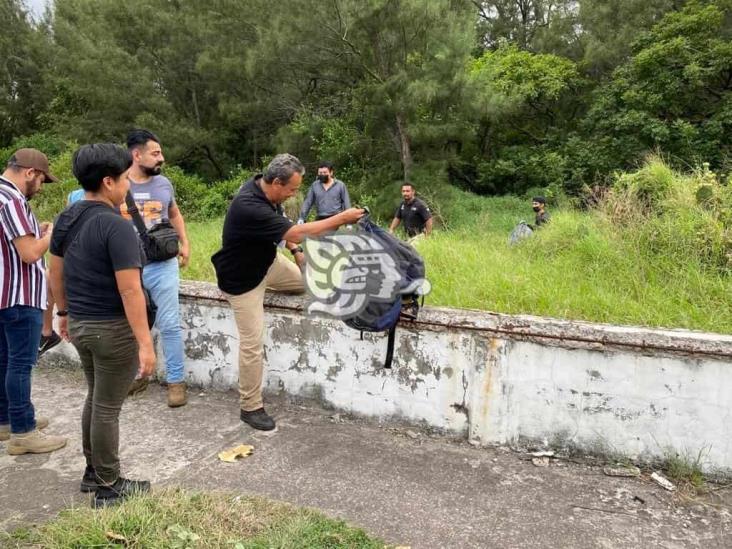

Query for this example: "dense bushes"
[604,158,732,273]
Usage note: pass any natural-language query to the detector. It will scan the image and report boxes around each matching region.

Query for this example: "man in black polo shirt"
[211,154,364,431]
[389,182,433,239]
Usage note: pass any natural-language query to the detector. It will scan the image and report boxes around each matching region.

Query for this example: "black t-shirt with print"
[395,197,432,237]
[50,201,145,320]
[212,177,294,295]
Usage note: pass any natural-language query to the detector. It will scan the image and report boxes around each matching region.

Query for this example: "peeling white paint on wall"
[50,280,732,474]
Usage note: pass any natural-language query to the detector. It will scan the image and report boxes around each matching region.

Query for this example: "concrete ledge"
[180,280,732,360]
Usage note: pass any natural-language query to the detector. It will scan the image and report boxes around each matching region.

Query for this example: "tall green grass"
[185,159,732,334]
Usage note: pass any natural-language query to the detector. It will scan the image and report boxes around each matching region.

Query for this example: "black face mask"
[318,174,329,183]
[532,206,542,212]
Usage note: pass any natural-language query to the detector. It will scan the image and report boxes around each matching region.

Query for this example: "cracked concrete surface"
[1,367,730,548]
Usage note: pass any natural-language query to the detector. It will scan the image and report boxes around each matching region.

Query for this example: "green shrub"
[0,133,73,166]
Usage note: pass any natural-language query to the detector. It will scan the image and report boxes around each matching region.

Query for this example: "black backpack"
[343,216,426,368]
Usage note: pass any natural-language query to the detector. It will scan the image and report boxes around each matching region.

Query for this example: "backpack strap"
[62,204,103,255]
[125,191,148,236]
[384,324,396,369]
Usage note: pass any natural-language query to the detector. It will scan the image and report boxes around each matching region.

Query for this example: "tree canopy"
[2,0,730,195]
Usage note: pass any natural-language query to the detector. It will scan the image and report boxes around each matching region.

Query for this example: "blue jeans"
[143,258,185,383]
[0,305,43,434]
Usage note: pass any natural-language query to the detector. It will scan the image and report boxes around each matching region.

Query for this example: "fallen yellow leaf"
[218,444,254,463]
[105,530,128,543]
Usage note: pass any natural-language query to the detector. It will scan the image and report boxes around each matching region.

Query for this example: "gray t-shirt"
[122,175,176,230]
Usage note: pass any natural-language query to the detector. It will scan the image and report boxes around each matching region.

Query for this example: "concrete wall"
[50,280,732,474]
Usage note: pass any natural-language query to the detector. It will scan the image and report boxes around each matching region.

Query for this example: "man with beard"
[0,149,67,454]
[531,196,550,228]
[122,130,190,407]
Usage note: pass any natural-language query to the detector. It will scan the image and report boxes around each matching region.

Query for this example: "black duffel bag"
[125,191,180,262]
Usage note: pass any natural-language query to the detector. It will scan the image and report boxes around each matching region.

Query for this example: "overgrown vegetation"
[176,157,732,334]
[3,489,383,548]
[8,133,730,333]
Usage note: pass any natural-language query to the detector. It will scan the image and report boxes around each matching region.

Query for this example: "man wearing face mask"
[531,196,550,228]
[297,161,351,223]
[0,149,67,455]
[122,129,190,408]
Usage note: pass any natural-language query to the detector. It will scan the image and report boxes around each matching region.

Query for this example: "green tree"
[578,0,685,76]
[463,44,582,192]
[474,1,579,55]
[247,0,475,181]
[0,0,51,146]
[47,0,257,178]
[586,0,732,173]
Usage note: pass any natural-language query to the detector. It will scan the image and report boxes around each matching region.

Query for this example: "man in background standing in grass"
[532,196,550,228]
[297,161,350,223]
[123,129,190,408]
[389,182,432,240]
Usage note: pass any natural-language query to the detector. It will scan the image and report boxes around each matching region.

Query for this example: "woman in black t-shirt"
[48,144,156,508]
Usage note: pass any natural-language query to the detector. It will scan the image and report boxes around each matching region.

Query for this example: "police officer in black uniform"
[389,183,432,239]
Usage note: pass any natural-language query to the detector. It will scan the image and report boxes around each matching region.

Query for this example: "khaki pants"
[226,253,304,411]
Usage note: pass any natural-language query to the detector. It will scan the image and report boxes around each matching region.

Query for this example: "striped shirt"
[0,176,46,310]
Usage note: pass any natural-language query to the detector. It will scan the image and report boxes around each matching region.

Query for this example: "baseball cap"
[11,148,59,183]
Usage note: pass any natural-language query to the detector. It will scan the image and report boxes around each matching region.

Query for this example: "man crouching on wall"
[211,154,364,430]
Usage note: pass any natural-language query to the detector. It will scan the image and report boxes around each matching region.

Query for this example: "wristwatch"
[290,246,304,256]
[56,310,68,317]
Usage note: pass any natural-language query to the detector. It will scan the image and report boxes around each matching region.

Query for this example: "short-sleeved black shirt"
[50,201,145,320]
[395,197,432,237]
[212,177,294,295]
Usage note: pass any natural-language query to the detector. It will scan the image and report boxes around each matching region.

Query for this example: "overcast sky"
[25,0,50,18]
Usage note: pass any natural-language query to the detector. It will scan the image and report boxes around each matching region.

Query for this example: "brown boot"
[167,382,187,408]
[0,416,49,442]
[8,429,67,455]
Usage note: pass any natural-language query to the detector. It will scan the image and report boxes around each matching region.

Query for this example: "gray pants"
[69,317,138,484]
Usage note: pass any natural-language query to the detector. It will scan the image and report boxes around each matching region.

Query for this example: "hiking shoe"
[80,465,99,493]
[127,377,149,397]
[7,429,67,455]
[38,331,62,358]
[167,382,187,408]
[93,477,151,508]
[0,416,48,442]
[240,408,276,431]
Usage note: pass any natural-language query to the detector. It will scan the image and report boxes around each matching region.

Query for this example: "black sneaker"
[93,477,151,508]
[80,465,99,493]
[240,408,276,431]
[38,331,62,358]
